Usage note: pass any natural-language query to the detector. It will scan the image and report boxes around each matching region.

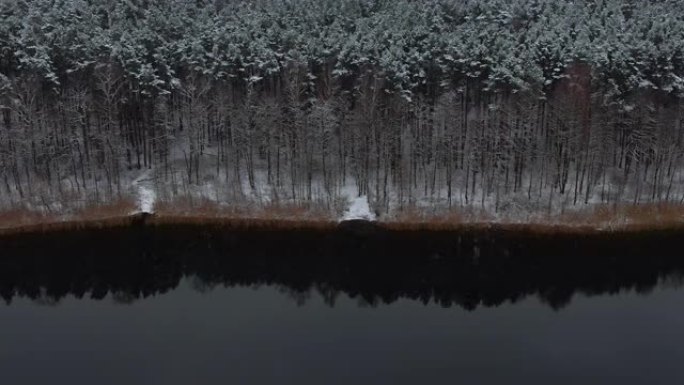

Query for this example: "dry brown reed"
[148,215,336,231]
[71,199,138,221]
[380,203,684,234]
[0,198,138,234]
[0,209,51,229]
[2,199,684,237]
[149,197,338,231]
[154,197,336,221]
[557,203,684,227]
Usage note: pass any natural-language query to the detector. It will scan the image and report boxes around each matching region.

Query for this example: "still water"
[0,225,683,384]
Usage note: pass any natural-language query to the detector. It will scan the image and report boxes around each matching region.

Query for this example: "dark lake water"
[1,225,684,384]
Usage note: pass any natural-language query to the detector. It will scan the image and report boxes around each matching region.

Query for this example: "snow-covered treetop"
[1,0,683,100]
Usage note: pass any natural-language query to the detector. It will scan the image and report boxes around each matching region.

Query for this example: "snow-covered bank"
[137,186,156,214]
[341,195,376,221]
[5,172,684,233]
[4,157,684,232]
[132,171,156,214]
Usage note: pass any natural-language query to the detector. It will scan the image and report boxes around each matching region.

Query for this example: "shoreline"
[1,211,684,238]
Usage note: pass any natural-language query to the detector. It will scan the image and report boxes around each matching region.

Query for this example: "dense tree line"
[2,0,684,215]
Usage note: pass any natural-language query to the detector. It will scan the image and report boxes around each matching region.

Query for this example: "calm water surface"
[1,226,683,384]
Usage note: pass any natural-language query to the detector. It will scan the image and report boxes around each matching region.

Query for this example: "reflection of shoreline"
[1,225,683,310]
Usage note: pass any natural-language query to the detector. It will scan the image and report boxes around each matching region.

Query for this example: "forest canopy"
[1,0,683,101]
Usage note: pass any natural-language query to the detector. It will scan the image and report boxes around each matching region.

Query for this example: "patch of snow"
[248,75,263,83]
[342,195,376,221]
[132,170,156,214]
[137,185,156,214]
[239,169,274,204]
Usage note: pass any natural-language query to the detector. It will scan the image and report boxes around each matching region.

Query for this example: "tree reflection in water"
[0,224,682,310]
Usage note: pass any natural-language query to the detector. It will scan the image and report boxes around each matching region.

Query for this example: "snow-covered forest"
[2,0,684,220]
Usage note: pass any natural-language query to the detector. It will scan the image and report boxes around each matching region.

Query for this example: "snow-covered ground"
[337,182,375,221]
[132,170,156,214]
[5,136,684,228]
[341,195,375,221]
